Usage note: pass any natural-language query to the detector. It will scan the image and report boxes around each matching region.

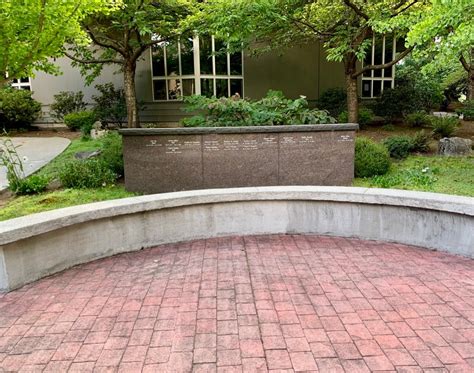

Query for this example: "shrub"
[456,100,474,121]
[338,108,374,128]
[405,112,431,128]
[354,137,391,178]
[99,131,124,176]
[64,111,96,136]
[383,136,414,160]
[92,83,127,127]
[50,91,87,122]
[181,90,335,127]
[374,82,443,120]
[411,130,431,153]
[59,159,117,189]
[14,175,49,195]
[430,115,460,139]
[0,89,41,129]
[317,88,347,116]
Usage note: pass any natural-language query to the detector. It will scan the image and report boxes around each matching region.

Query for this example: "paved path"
[0,137,70,190]
[0,235,473,372]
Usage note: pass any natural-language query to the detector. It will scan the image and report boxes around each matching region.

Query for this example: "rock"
[438,137,472,156]
[74,150,102,160]
[91,129,108,139]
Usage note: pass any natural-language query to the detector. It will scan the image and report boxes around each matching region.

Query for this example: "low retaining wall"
[1,187,473,291]
[120,124,358,194]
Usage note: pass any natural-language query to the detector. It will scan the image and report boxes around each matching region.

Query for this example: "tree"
[65,0,196,128]
[190,0,427,122]
[0,0,117,88]
[407,0,474,100]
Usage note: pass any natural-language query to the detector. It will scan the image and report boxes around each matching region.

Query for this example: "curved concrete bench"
[1,186,473,291]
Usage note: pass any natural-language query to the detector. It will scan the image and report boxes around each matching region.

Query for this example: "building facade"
[24,36,397,124]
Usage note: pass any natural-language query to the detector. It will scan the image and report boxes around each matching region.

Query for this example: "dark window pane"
[200,36,213,75]
[384,67,393,78]
[396,37,406,54]
[362,80,372,98]
[216,79,228,97]
[168,79,181,100]
[153,80,167,100]
[215,39,228,75]
[166,41,179,76]
[373,80,382,97]
[363,43,372,77]
[20,86,30,91]
[201,78,214,97]
[384,35,394,77]
[181,38,194,75]
[182,79,195,96]
[373,36,383,77]
[230,52,242,75]
[230,79,243,97]
[20,77,29,83]
[152,45,165,77]
[383,80,393,91]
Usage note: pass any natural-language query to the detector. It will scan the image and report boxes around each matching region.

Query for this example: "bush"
[92,83,127,127]
[59,159,117,189]
[50,91,87,122]
[430,115,460,139]
[317,88,347,116]
[64,111,96,136]
[338,108,374,128]
[456,100,474,121]
[374,82,443,120]
[383,136,414,160]
[0,89,41,129]
[13,175,49,195]
[181,90,335,127]
[405,112,431,128]
[411,130,431,153]
[99,132,124,176]
[355,137,391,178]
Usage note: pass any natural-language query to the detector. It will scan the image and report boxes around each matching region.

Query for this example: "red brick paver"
[0,234,473,372]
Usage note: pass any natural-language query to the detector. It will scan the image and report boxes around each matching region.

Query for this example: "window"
[151,36,244,101]
[11,77,31,91]
[361,35,398,99]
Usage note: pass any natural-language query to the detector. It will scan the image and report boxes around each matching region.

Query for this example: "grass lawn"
[354,155,474,197]
[0,137,136,221]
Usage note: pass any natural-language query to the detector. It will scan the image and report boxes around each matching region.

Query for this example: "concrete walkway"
[0,235,473,372]
[0,137,70,190]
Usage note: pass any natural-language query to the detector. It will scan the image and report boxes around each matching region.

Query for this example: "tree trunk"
[468,65,474,101]
[123,61,139,128]
[344,55,359,123]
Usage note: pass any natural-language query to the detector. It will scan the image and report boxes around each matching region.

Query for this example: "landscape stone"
[74,149,102,160]
[438,137,472,156]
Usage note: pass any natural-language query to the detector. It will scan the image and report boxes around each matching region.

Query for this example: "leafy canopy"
[0,0,120,86]
[188,0,426,66]
[407,0,474,75]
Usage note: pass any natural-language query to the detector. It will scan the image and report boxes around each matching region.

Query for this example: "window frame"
[150,36,244,102]
[10,77,32,91]
[361,35,397,99]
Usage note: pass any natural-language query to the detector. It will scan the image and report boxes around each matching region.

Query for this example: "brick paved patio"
[0,235,473,372]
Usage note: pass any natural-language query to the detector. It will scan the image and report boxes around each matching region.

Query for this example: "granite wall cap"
[0,187,472,246]
[119,123,359,136]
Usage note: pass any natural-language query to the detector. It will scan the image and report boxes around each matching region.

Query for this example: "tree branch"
[63,51,123,65]
[343,0,369,20]
[352,46,414,78]
[85,25,125,55]
[391,0,419,17]
[460,54,470,72]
